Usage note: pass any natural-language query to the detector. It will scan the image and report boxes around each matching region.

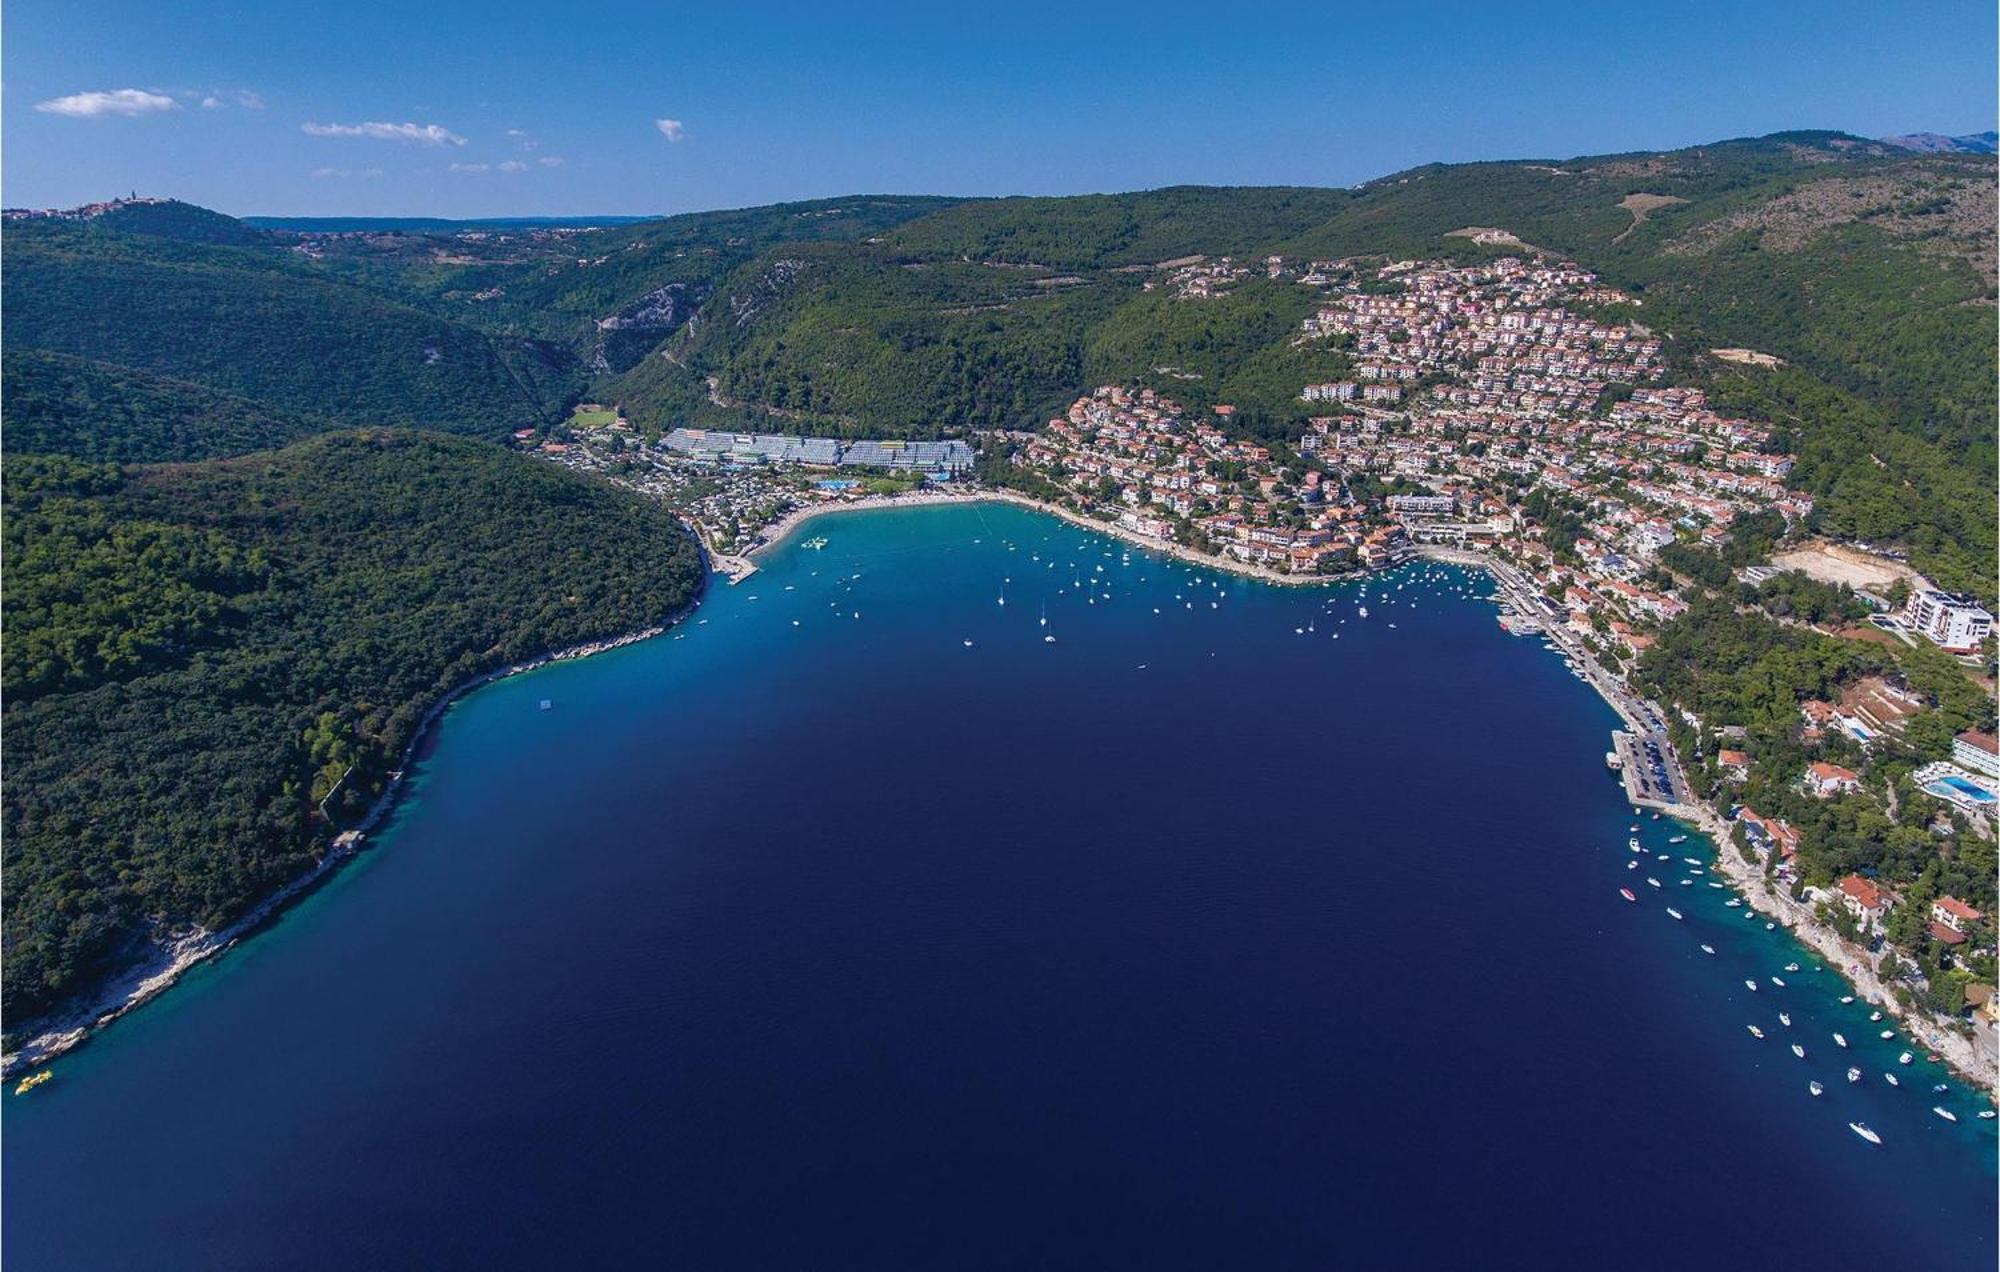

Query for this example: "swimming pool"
[1926,775,1997,804]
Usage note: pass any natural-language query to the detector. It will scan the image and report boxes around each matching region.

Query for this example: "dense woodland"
[3,128,1993,1029]
[2,434,703,1025]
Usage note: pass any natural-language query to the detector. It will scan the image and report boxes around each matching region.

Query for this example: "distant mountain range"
[1881,130,1998,154]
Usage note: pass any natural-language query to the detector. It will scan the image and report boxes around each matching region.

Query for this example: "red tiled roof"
[1929,921,1968,947]
[1936,896,1982,922]
[1837,875,1888,911]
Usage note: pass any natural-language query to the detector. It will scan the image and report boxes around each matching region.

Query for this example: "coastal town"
[523,250,1997,1085]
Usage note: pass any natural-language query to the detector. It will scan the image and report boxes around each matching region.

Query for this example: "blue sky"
[6,0,1994,218]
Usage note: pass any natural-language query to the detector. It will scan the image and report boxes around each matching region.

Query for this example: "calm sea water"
[5,503,1994,1270]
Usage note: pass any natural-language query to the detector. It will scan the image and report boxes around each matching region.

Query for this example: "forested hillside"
[5,220,579,443]
[2,433,705,1025]
[587,132,1993,590]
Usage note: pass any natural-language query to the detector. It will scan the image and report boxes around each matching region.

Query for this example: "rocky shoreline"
[0,594,704,1081]
[1423,544,1999,1096]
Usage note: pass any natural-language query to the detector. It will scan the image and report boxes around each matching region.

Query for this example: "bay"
[5,502,1994,1270]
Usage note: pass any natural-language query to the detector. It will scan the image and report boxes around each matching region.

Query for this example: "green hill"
[2,432,705,1024]
[3,220,580,448]
[2,349,323,461]
[592,134,1992,588]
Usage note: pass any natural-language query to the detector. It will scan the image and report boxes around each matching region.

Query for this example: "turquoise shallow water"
[5,502,1995,1270]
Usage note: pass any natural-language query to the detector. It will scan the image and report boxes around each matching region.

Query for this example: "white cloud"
[505,128,527,138]
[302,120,466,146]
[497,160,528,173]
[201,95,224,109]
[654,117,686,142]
[311,167,384,179]
[199,89,260,110]
[537,155,565,167]
[35,89,179,118]
[448,162,490,173]
[234,90,266,109]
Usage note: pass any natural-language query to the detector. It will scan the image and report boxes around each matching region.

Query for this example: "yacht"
[1808,1081,1824,1097]
[1898,1051,1913,1065]
[1933,1107,1958,1123]
[1790,1044,1806,1059]
[1646,877,1661,889]
[1668,835,1688,845]
[1846,1067,1862,1083]
[1977,1110,1997,1120]
[1619,888,1637,903]
[1884,1073,1900,1088]
[1849,1123,1881,1145]
[1747,1025,1765,1039]
[1666,907,1683,920]
[1771,976,1786,988]
[1699,944,1716,955]
[1778,1012,1791,1027]
[1744,980,1759,992]
[1833,1033,1848,1048]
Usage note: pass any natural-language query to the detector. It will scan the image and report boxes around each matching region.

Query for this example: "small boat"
[1666,907,1683,920]
[1934,1107,1958,1123]
[1745,980,1759,992]
[1747,1025,1765,1039]
[1764,922,1775,931]
[1629,824,1640,833]
[1978,1110,1997,1120]
[538,699,553,711]
[1680,880,1692,887]
[1791,1044,1806,1059]
[1784,963,1800,973]
[1897,1051,1913,1065]
[1770,976,1786,988]
[1880,1030,1895,1040]
[1779,1012,1792,1027]
[1840,996,1855,1005]
[962,639,974,648]
[1725,899,1742,908]
[1884,1073,1899,1087]
[1809,1081,1824,1097]
[1847,1067,1862,1083]
[1933,1083,1949,1092]
[1668,835,1688,845]
[1646,877,1661,889]
[1869,1010,1882,1021]
[1627,861,1638,870]
[1700,944,1716,955]
[1619,888,1637,903]
[1628,838,1641,850]
[1681,856,1701,866]
[1849,1122,1881,1145]
[13,1070,52,1096]
[1833,1033,1848,1048]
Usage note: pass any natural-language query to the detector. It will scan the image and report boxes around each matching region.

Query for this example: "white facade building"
[1904,589,1993,652]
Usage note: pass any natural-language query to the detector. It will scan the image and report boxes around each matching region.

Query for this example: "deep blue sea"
[5,503,1995,1270]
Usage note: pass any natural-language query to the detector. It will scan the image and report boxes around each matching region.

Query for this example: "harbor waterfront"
[5,502,1994,1270]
